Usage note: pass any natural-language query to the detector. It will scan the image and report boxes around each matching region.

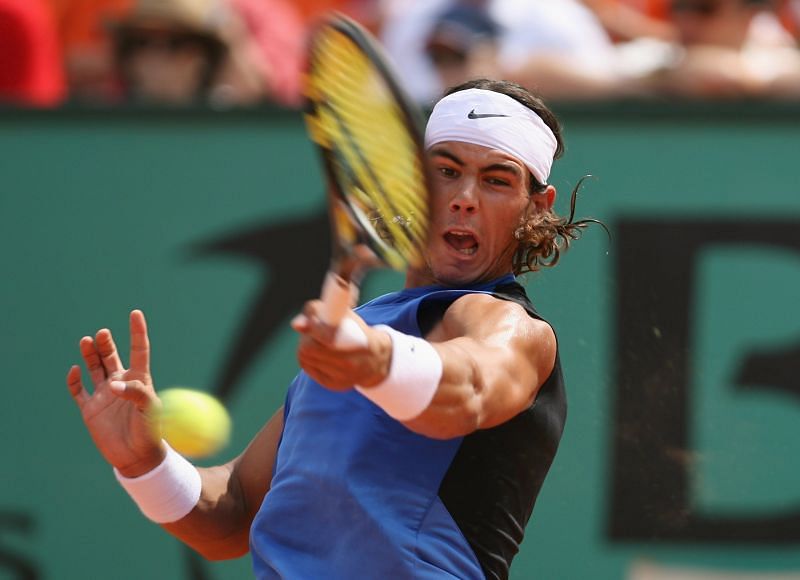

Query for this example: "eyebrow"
[429,148,463,166]
[484,162,523,179]
[428,147,525,178]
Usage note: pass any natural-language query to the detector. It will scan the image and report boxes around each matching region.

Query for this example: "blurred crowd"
[3,0,800,108]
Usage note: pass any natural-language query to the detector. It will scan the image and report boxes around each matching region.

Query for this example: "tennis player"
[67,78,593,579]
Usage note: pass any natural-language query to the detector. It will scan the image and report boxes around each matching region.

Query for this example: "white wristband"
[356,325,442,421]
[114,442,202,524]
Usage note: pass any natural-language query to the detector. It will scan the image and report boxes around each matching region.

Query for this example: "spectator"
[109,0,231,105]
[0,0,65,107]
[385,0,800,104]
[223,0,305,107]
[646,0,800,98]
[46,0,133,102]
[109,0,303,107]
[423,2,501,94]
[490,0,630,99]
[581,0,678,42]
[380,0,453,103]
[382,0,638,103]
[671,0,787,47]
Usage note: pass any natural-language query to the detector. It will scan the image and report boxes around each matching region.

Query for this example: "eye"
[485,176,511,187]
[438,166,458,178]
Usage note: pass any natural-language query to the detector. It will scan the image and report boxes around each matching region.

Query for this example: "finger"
[300,302,338,345]
[291,313,309,332]
[66,365,90,409]
[80,336,106,386]
[297,341,352,378]
[295,312,366,349]
[95,328,124,377]
[110,379,154,411]
[299,300,323,327]
[129,310,150,374]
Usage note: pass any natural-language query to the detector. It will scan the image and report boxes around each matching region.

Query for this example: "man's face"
[118,25,213,103]
[413,140,552,286]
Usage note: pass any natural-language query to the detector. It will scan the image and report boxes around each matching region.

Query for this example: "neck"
[404,267,514,289]
[404,267,435,289]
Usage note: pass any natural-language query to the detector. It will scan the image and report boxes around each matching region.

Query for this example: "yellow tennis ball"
[151,388,232,459]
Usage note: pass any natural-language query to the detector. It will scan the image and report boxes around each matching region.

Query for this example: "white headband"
[424,88,557,183]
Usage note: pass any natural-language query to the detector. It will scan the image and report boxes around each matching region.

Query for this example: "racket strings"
[321,54,425,236]
[307,26,428,267]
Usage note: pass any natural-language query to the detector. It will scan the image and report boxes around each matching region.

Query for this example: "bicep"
[468,320,555,428]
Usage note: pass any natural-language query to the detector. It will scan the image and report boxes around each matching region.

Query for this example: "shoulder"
[435,293,556,358]
[446,292,524,322]
[447,291,541,325]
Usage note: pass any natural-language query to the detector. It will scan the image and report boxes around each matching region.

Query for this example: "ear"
[531,184,556,212]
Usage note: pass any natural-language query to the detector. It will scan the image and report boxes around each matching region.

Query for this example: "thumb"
[333,316,368,349]
[109,380,155,410]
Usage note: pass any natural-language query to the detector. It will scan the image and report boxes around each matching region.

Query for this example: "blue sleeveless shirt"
[249,275,519,579]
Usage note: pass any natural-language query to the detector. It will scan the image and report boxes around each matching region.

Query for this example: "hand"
[291,301,393,391]
[66,310,165,478]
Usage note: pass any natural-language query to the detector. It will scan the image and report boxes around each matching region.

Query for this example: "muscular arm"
[162,407,283,560]
[295,293,556,440]
[402,293,556,439]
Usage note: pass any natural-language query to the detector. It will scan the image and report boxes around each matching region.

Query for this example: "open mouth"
[444,231,478,256]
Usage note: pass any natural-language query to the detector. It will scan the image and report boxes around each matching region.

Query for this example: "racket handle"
[320,271,368,348]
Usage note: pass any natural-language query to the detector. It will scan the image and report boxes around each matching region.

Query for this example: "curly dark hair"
[444,79,605,275]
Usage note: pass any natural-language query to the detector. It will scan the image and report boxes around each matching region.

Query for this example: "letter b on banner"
[609,219,800,543]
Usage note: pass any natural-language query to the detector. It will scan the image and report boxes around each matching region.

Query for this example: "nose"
[449,182,478,214]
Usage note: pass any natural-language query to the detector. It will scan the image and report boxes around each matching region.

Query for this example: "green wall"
[1,103,799,579]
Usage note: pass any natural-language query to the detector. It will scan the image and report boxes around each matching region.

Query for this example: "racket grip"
[320,271,368,348]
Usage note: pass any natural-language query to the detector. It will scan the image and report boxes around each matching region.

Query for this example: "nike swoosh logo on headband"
[467,109,510,119]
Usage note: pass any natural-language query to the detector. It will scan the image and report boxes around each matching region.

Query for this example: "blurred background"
[1,0,799,578]
[5,0,800,109]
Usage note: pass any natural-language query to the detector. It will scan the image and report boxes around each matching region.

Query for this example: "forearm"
[158,408,283,559]
[295,296,550,438]
[357,328,512,439]
[161,461,253,560]
[403,339,514,439]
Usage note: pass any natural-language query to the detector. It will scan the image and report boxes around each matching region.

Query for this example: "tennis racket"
[303,14,429,345]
